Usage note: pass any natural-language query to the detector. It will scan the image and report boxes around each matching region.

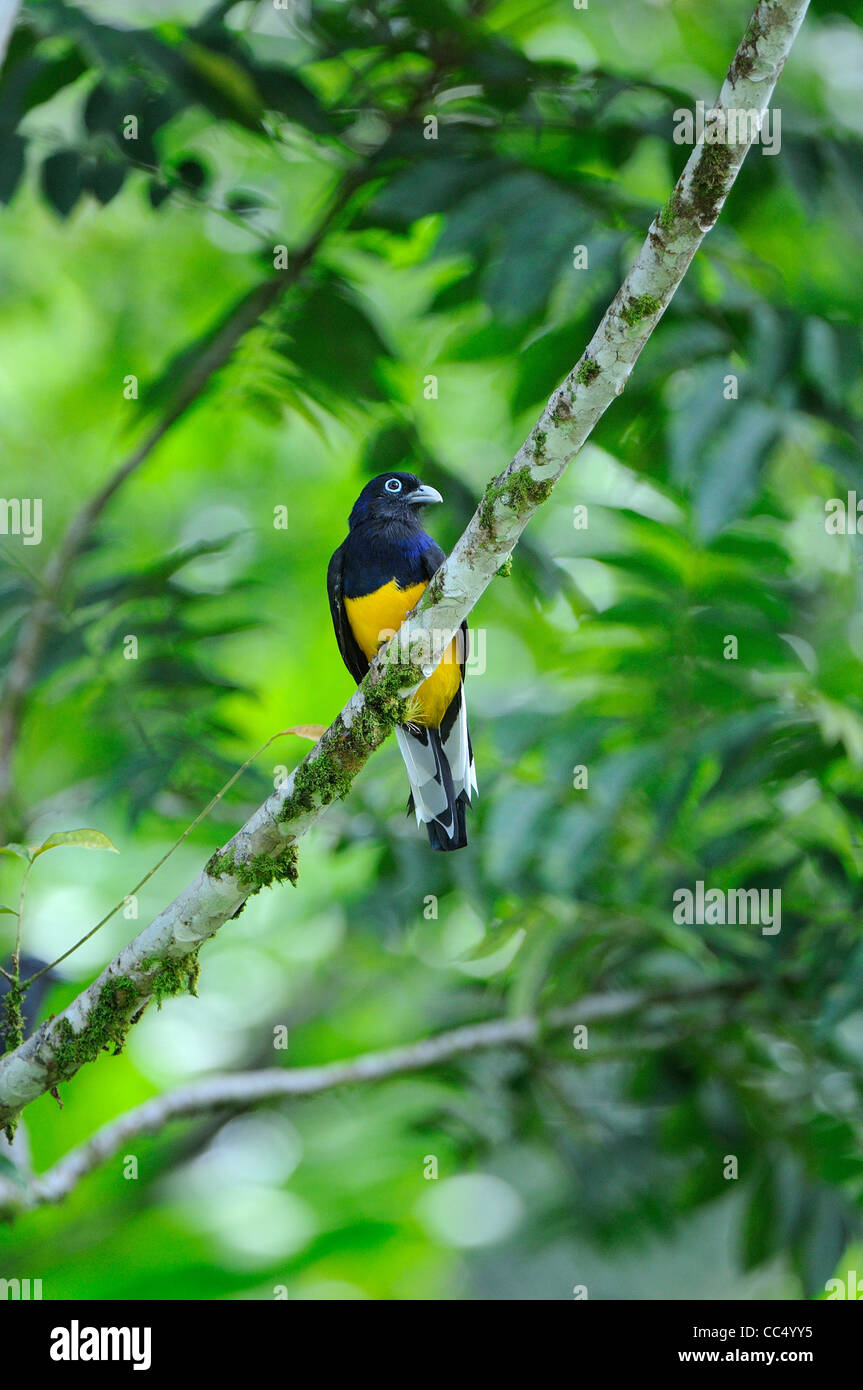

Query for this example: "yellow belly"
[345,580,461,728]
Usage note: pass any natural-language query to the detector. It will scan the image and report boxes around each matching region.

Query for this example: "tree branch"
[0,0,809,1132]
[0,975,761,1215]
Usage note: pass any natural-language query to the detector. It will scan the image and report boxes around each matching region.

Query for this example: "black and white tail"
[395,687,477,851]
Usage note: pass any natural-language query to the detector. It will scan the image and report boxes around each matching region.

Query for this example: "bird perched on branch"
[327,473,477,850]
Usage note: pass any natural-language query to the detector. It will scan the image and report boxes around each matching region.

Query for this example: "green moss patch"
[0,983,24,1058]
[1,984,25,1138]
[142,950,201,1008]
[621,294,660,327]
[278,663,422,823]
[689,142,733,223]
[208,842,299,891]
[480,465,555,530]
[53,974,138,1081]
[660,191,682,230]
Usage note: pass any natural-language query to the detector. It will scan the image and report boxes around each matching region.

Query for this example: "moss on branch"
[47,949,203,1098]
[689,142,734,223]
[660,191,682,230]
[207,842,299,891]
[621,294,660,327]
[576,358,600,386]
[53,974,138,1081]
[480,465,555,530]
[143,950,201,1008]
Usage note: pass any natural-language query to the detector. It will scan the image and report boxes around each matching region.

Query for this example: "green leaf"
[83,159,126,206]
[287,280,391,402]
[0,844,33,863]
[34,829,119,858]
[0,906,18,916]
[456,928,526,978]
[795,1187,849,1298]
[181,42,263,126]
[667,359,730,489]
[0,133,26,206]
[252,67,332,135]
[694,403,780,542]
[741,1163,778,1271]
[41,147,84,218]
[480,182,582,321]
[372,157,502,227]
[22,47,87,110]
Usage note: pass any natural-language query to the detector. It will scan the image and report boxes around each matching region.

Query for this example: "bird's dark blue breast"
[342,524,437,598]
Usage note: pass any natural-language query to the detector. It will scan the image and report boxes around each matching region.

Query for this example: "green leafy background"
[2,0,863,1300]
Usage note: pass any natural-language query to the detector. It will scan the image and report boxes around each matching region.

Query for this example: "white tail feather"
[394,691,477,827]
[395,726,449,825]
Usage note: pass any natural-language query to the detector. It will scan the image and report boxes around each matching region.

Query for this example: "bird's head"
[348,473,443,529]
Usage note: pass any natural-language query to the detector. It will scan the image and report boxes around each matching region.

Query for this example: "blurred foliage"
[2,0,863,1300]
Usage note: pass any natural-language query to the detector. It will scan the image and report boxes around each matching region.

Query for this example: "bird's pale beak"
[408,482,443,505]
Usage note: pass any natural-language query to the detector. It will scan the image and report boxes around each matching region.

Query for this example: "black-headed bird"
[327,472,477,850]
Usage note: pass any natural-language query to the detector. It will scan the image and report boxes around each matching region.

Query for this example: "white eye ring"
[385,478,402,493]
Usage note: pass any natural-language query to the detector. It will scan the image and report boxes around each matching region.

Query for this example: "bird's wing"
[327,540,368,685]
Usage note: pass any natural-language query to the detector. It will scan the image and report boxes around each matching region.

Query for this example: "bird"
[327,472,477,850]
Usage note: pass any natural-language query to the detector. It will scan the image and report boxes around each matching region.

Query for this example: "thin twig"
[23,729,302,988]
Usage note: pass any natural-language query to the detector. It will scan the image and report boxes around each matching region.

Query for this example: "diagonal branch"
[0,0,810,1132]
[0,975,762,1215]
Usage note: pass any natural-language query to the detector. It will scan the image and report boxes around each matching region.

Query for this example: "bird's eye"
[384,478,402,494]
